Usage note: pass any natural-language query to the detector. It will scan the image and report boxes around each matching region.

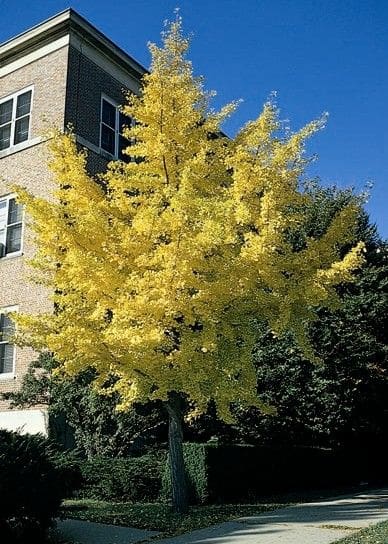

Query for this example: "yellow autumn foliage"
[13,19,364,421]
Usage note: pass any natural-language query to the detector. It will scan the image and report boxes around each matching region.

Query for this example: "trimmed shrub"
[161,443,208,504]
[161,443,388,505]
[78,452,167,502]
[0,430,67,543]
[51,450,83,498]
[205,444,335,502]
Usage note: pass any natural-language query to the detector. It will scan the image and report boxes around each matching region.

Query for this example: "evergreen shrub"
[161,443,209,504]
[78,452,166,502]
[162,443,388,504]
[51,450,83,498]
[0,430,66,543]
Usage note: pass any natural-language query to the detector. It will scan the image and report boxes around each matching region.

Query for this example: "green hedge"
[77,452,167,502]
[161,443,208,504]
[162,443,388,504]
[56,443,387,506]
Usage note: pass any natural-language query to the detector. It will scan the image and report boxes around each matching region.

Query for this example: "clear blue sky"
[1,0,387,238]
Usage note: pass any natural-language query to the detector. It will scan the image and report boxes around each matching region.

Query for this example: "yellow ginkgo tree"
[14,19,364,513]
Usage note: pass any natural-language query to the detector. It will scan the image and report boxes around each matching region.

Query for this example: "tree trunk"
[166,393,189,514]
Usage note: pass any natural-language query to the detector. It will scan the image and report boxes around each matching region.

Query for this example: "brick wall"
[0,45,69,408]
[65,45,129,146]
[65,45,139,174]
[0,39,142,419]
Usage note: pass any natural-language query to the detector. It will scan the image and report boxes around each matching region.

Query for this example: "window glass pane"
[0,229,5,257]
[6,224,22,254]
[14,116,29,144]
[0,99,12,125]
[0,313,15,341]
[0,200,7,225]
[0,124,11,150]
[7,199,23,225]
[102,100,116,129]
[118,135,131,162]
[16,91,32,118]
[118,112,129,133]
[101,125,115,155]
[0,343,14,374]
[0,203,6,246]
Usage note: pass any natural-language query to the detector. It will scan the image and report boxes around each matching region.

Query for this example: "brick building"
[0,9,146,433]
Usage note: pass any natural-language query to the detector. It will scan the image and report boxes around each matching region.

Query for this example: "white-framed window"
[0,306,17,378]
[0,194,24,258]
[0,86,33,152]
[100,95,132,161]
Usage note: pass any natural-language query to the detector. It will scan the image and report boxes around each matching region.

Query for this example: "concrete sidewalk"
[155,488,388,544]
[55,488,388,544]
[56,518,159,544]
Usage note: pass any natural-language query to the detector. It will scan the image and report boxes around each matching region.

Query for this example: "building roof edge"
[0,8,147,78]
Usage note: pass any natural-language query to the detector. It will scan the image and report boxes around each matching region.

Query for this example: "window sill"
[0,137,42,159]
[0,373,16,381]
[100,148,117,160]
[76,135,121,161]
[0,251,23,262]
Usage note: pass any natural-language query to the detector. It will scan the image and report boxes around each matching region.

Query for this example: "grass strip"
[61,500,281,536]
[334,520,388,543]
